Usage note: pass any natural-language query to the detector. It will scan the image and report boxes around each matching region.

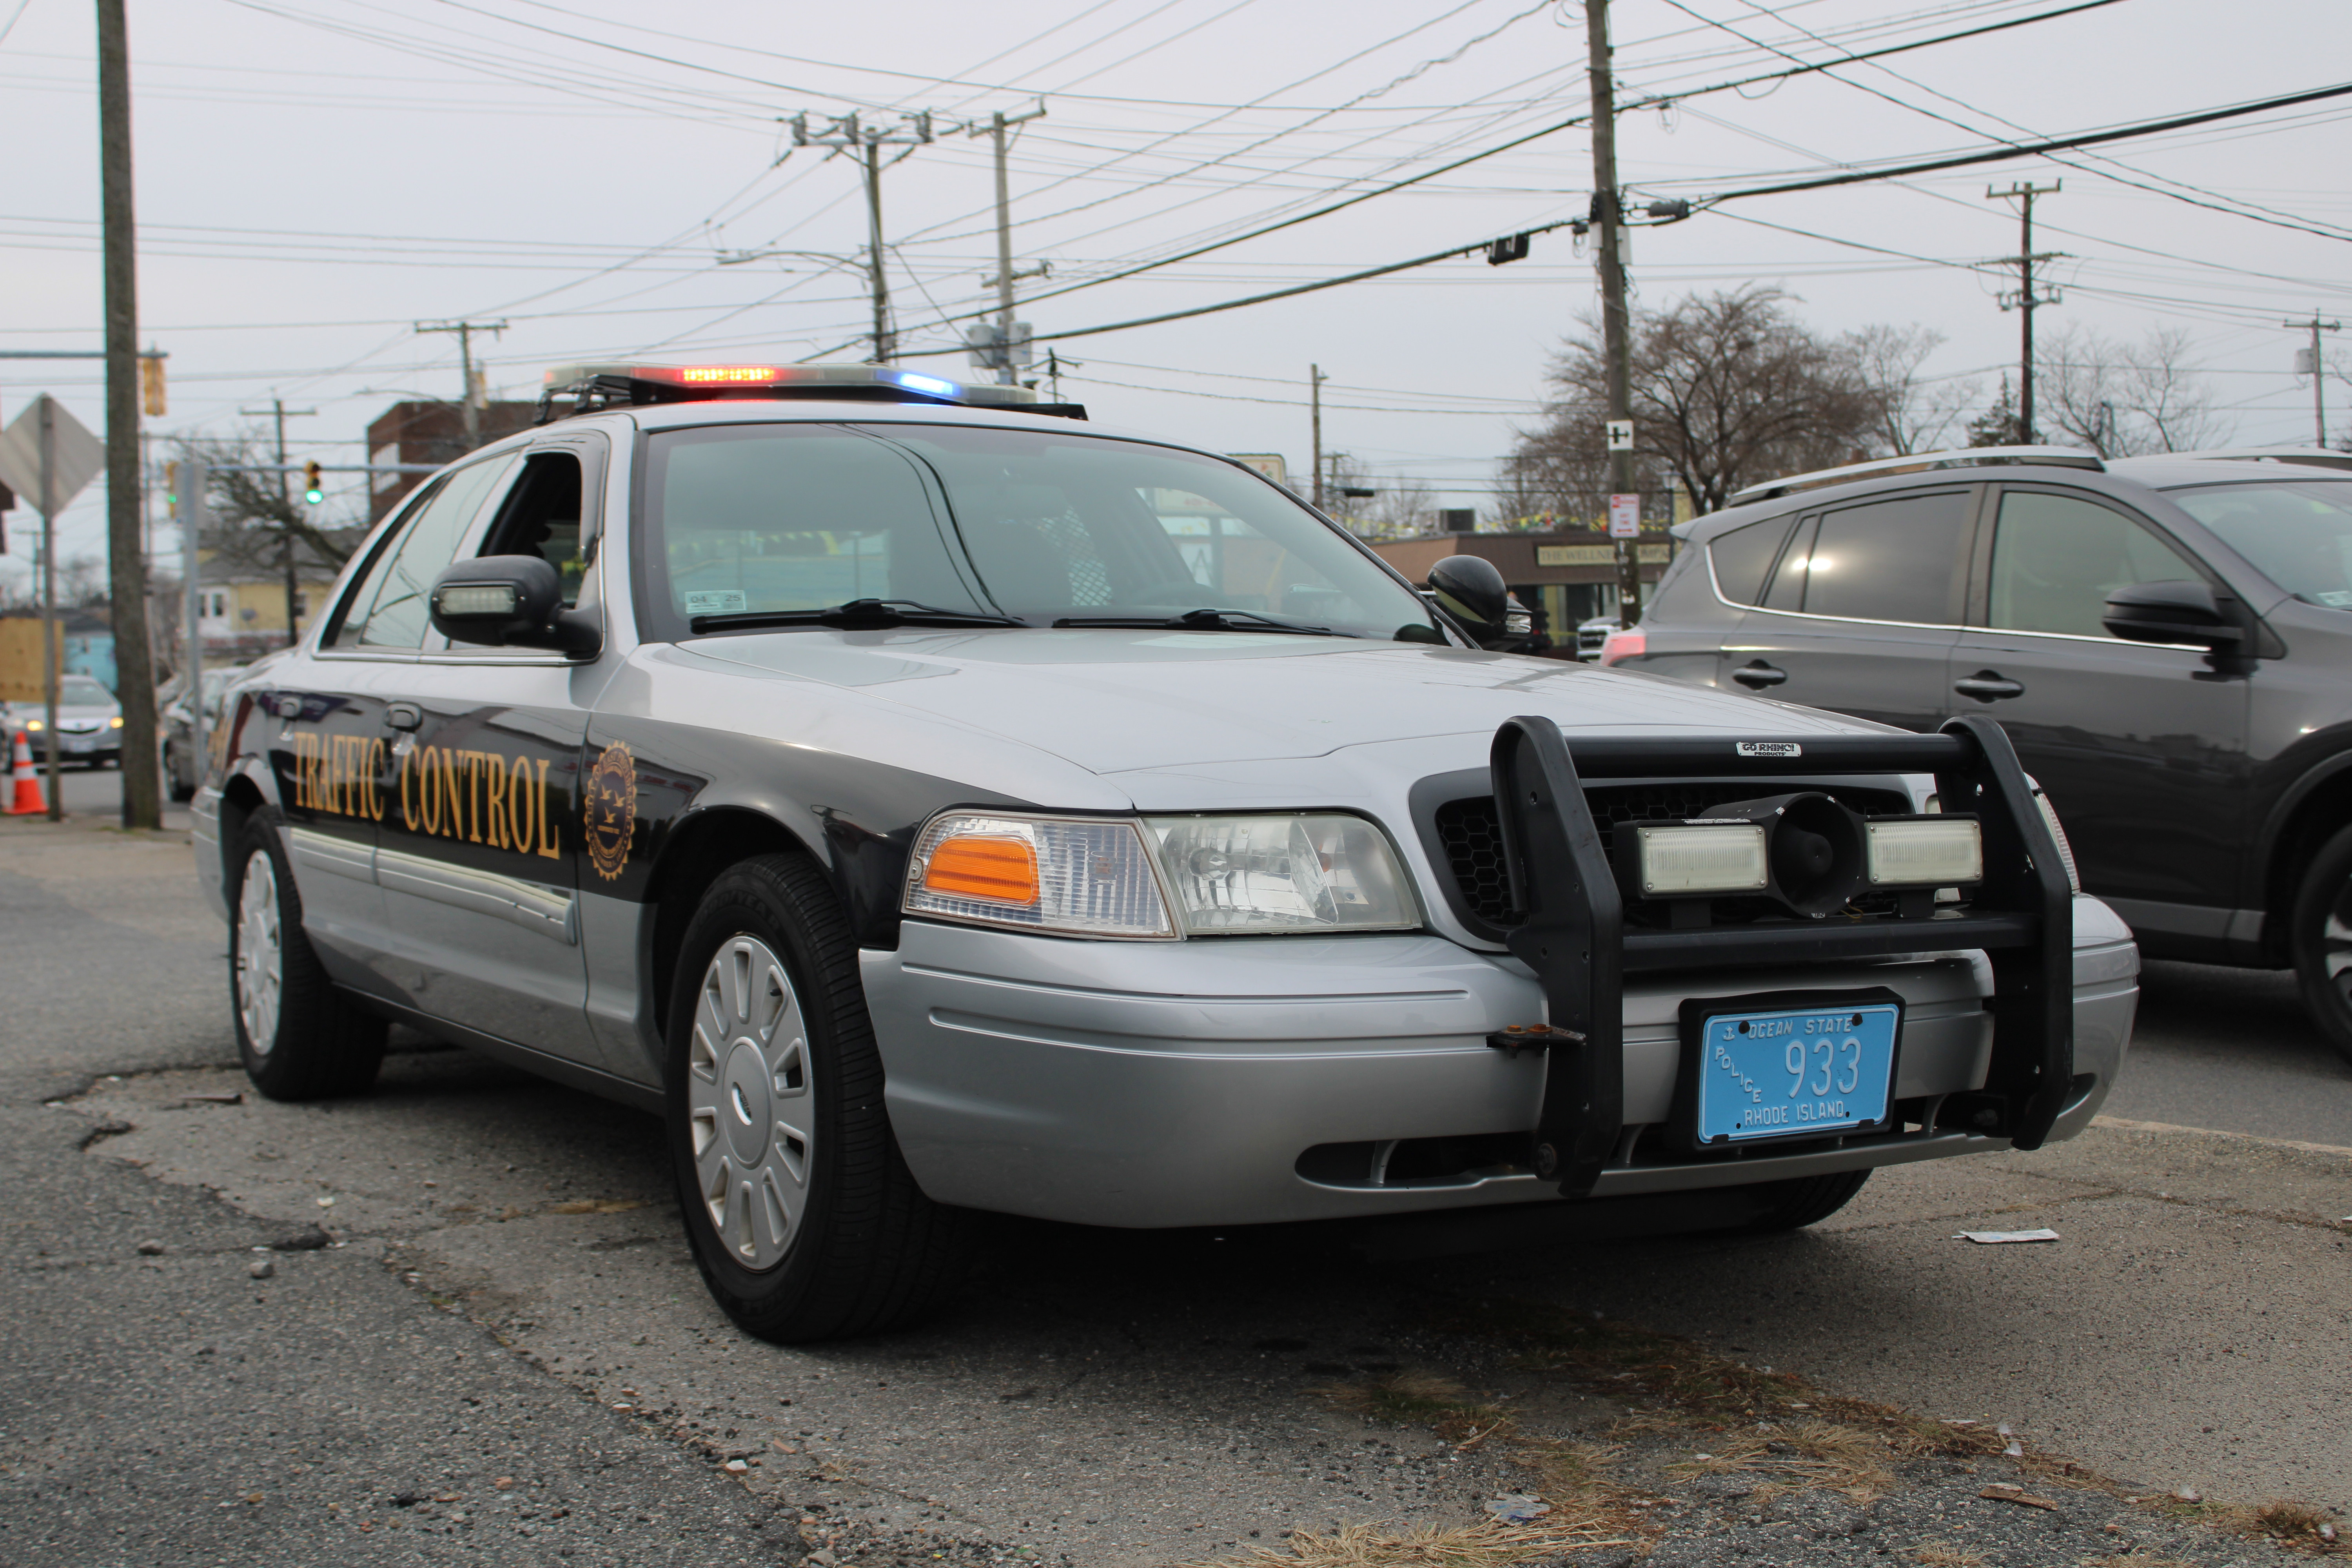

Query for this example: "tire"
[2288,822,2352,1067]
[1726,1169,1872,1234]
[165,741,196,802]
[228,812,387,1101]
[664,853,969,1343]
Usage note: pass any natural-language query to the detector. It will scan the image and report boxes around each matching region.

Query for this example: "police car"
[191,363,2140,1343]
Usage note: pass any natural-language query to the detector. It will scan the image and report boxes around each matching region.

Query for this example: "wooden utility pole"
[241,398,314,642]
[971,103,1047,386]
[1989,181,2063,443]
[1585,0,1643,628]
[98,0,160,828]
[1309,365,1328,511]
[415,320,505,449]
[2287,313,2341,447]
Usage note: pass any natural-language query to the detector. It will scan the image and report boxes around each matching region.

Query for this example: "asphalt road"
[4,777,2347,1568]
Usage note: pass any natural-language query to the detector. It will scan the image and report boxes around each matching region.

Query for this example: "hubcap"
[236,849,283,1052]
[686,935,813,1272]
[2321,900,2352,1011]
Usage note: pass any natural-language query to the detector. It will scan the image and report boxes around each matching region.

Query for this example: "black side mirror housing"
[1426,554,1512,645]
[428,555,601,657]
[2102,578,2254,677]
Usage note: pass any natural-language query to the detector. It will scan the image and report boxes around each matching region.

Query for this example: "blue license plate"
[1693,999,1899,1144]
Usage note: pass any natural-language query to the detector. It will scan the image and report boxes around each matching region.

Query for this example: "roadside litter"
[1955,1228,2060,1243]
[1481,1494,1551,1523]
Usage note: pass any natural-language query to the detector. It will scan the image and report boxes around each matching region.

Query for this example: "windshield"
[59,676,113,706]
[637,421,1439,642]
[2169,480,2352,608]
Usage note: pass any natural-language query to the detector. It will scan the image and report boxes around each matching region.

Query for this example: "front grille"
[1434,781,1913,931]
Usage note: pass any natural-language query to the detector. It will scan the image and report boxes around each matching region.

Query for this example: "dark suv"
[1613,445,2352,1063]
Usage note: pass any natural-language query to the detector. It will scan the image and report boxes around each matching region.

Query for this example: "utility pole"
[969,103,1048,387]
[180,455,208,779]
[1310,365,1328,511]
[39,396,62,820]
[240,398,315,646]
[414,319,506,449]
[791,113,936,364]
[1585,0,1643,628]
[1988,181,2064,443]
[98,0,160,828]
[2287,313,2342,447]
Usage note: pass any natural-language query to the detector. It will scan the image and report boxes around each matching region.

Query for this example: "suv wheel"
[664,854,968,1342]
[1728,1169,1871,1233]
[2288,823,2352,1067]
[229,812,388,1100]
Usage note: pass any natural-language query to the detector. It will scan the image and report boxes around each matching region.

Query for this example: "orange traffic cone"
[5,728,45,815]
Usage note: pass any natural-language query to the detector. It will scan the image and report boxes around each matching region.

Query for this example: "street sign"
[1229,452,1289,488]
[1604,419,1634,451]
[1608,493,1641,538]
[0,396,104,516]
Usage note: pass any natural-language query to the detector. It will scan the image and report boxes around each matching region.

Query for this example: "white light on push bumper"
[1632,822,1769,896]
[1146,814,1417,935]
[1864,818,1983,886]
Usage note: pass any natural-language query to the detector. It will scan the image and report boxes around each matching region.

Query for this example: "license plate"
[64,735,96,752]
[1688,995,1899,1145]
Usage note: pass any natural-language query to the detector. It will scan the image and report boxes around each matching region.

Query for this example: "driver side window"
[331,455,519,650]
[1988,490,2203,639]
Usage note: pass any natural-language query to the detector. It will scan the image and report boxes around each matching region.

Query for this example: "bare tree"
[1846,323,1976,455]
[172,431,363,577]
[1513,286,1876,515]
[2038,326,2232,456]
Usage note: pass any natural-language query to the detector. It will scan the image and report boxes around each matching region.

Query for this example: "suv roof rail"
[1724,445,2103,507]
[2118,446,2352,472]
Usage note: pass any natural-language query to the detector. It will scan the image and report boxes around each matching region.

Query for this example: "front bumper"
[863,897,2136,1229]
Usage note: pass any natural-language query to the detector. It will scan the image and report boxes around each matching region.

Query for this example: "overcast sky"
[2,0,2346,590]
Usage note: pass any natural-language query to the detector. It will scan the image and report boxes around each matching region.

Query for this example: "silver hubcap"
[236,849,284,1052]
[2321,906,2352,1009]
[686,935,813,1272]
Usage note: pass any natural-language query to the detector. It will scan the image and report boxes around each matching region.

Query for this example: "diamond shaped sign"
[0,395,105,517]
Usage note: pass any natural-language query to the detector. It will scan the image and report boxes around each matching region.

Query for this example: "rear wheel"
[2288,823,2352,1067]
[165,740,196,802]
[664,853,969,1342]
[229,813,386,1100]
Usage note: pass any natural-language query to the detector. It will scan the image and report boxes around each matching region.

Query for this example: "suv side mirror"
[1427,554,1511,644]
[429,555,601,657]
[2101,579,2242,649]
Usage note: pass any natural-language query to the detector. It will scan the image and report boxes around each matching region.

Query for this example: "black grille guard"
[1488,713,2074,1200]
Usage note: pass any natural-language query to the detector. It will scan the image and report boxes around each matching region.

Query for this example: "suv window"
[1772,490,1971,624]
[1988,489,2202,638]
[2167,480,2352,608]
[1707,515,1797,606]
[332,456,519,649]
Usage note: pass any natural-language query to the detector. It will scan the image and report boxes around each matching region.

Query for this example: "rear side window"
[1707,515,1797,606]
[331,456,519,649]
[1988,490,2203,637]
[1768,490,1971,624]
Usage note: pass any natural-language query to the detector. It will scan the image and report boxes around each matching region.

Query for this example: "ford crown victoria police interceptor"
[191,363,2139,1342]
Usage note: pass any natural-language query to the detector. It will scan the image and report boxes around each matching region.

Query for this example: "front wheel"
[1724,1169,1872,1234]
[2288,823,2352,1067]
[228,813,386,1100]
[664,854,969,1342]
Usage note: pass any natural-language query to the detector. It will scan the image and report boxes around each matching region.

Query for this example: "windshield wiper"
[690,598,1029,633]
[1051,606,1341,636]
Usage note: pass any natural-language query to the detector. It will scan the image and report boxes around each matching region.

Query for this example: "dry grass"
[1906,1543,1986,1567]
[1314,1372,1517,1449]
[1667,1417,1901,1503]
[2209,1497,2345,1553]
[1208,1517,1636,1567]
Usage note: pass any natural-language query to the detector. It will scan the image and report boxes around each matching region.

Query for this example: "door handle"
[1731,661,1788,690]
[386,702,424,732]
[1952,671,2024,701]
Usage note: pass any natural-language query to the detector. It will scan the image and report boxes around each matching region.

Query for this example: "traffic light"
[139,353,166,416]
[163,460,178,511]
[303,461,324,505]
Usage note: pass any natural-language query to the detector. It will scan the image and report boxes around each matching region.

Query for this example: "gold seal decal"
[583,740,637,882]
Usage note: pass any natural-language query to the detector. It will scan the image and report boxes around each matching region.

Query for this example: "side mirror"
[429,555,601,657]
[2100,579,2242,650]
[1426,554,1511,644]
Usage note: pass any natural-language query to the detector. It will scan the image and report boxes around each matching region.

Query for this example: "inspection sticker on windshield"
[1693,1000,1897,1143]
[1735,740,1802,758]
[683,590,748,615]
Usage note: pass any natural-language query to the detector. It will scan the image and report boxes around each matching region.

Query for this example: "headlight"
[1146,813,1416,935]
[905,813,1175,939]
[24,719,42,732]
[109,715,124,729]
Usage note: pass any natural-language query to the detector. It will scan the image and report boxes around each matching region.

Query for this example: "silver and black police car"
[192,363,2139,1342]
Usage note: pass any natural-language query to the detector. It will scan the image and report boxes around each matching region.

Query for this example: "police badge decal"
[583,741,637,882]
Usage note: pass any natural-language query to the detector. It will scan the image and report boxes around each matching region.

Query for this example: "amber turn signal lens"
[921,834,1039,905]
